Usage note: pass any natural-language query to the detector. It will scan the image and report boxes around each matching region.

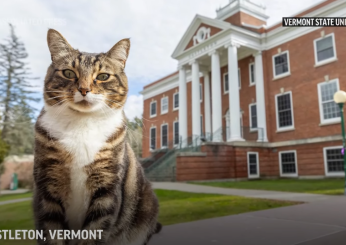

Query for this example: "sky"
[0,0,323,120]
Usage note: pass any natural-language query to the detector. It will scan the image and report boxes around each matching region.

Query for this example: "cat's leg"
[75,186,121,245]
[33,189,69,245]
[142,222,162,245]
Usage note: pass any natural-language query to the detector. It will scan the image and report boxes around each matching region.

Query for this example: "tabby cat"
[33,29,160,245]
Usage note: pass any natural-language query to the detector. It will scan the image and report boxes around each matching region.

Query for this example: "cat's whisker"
[44,91,70,93]
[46,95,66,101]
[51,98,68,107]
[100,102,113,118]
[104,98,123,106]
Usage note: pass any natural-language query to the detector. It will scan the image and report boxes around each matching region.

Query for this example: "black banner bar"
[282,17,346,27]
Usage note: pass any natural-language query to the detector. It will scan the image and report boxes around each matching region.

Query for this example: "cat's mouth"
[75,100,91,106]
[68,92,105,113]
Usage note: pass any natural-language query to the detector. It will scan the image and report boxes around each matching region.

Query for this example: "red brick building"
[141,0,346,181]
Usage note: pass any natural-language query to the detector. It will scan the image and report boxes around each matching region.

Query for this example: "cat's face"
[44,29,130,113]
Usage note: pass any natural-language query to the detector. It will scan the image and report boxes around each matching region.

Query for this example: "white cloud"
[0,0,324,118]
[124,94,143,120]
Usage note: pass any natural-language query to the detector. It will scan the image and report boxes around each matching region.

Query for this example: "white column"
[254,51,268,142]
[203,72,211,137]
[209,50,222,142]
[178,66,188,144]
[226,41,244,142]
[190,60,201,137]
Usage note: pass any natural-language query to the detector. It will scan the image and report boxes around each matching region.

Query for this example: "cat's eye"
[96,73,110,81]
[63,69,76,79]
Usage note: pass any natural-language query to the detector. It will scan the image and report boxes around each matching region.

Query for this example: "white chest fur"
[40,104,124,230]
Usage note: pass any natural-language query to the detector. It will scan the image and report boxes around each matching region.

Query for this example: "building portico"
[176,37,268,143]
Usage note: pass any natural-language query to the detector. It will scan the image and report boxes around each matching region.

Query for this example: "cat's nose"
[78,87,90,96]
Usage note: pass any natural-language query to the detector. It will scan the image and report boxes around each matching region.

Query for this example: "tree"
[2,105,35,155]
[0,130,9,194]
[127,116,143,158]
[0,24,40,155]
[0,134,9,173]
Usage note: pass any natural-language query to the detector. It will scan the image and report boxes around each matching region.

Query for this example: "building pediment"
[171,15,231,59]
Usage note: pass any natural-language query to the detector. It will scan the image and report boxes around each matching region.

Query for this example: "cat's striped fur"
[33,29,160,245]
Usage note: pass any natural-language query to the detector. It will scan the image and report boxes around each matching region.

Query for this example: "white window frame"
[249,63,255,86]
[240,113,244,138]
[272,50,291,79]
[161,97,168,115]
[279,150,298,177]
[173,92,179,111]
[173,121,179,146]
[323,146,344,177]
[200,83,203,102]
[238,68,241,89]
[150,101,157,118]
[275,91,295,132]
[313,33,337,67]
[223,72,229,94]
[161,123,169,149]
[247,152,260,179]
[249,103,257,132]
[317,79,341,125]
[149,126,156,151]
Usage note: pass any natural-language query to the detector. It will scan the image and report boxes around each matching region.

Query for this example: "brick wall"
[142,86,179,158]
[176,140,343,182]
[224,11,266,31]
[263,26,346,143]
[176,145,234,181]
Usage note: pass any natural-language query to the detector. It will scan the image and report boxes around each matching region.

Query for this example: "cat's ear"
[106,38,130,68]
[47,29,74,63]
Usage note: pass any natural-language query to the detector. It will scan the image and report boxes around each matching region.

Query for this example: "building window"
[150,101,157,118]
[161,124,168,148]
[161,97,168,114]
[238,68,241,89]
[173,121,179,145]
[324,146,344,177]
[247,152,259,178]
[223,71,241,93]
[275,92,294,131]
[224,73,229,93]
[318,79,340,124]
[200,84,203,102]
[279,151,298,177]
[249,103,257,131]
[272,51,290,78]
[249,63,255,85]
[314,33,337,65]
[173,92,179,110]
[150,127,156,150]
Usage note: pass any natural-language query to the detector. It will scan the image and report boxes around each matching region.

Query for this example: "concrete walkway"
[0,189,30,195]
[152,182,338,202]
[150,182,346,245]
[0,198,32,206]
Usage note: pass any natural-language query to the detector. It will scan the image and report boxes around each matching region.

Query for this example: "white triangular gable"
[171,14,231,59]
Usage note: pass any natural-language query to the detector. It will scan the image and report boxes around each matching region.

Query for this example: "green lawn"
[192,179,345,195]
[156,189,297,225]
[0,189,298,245]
